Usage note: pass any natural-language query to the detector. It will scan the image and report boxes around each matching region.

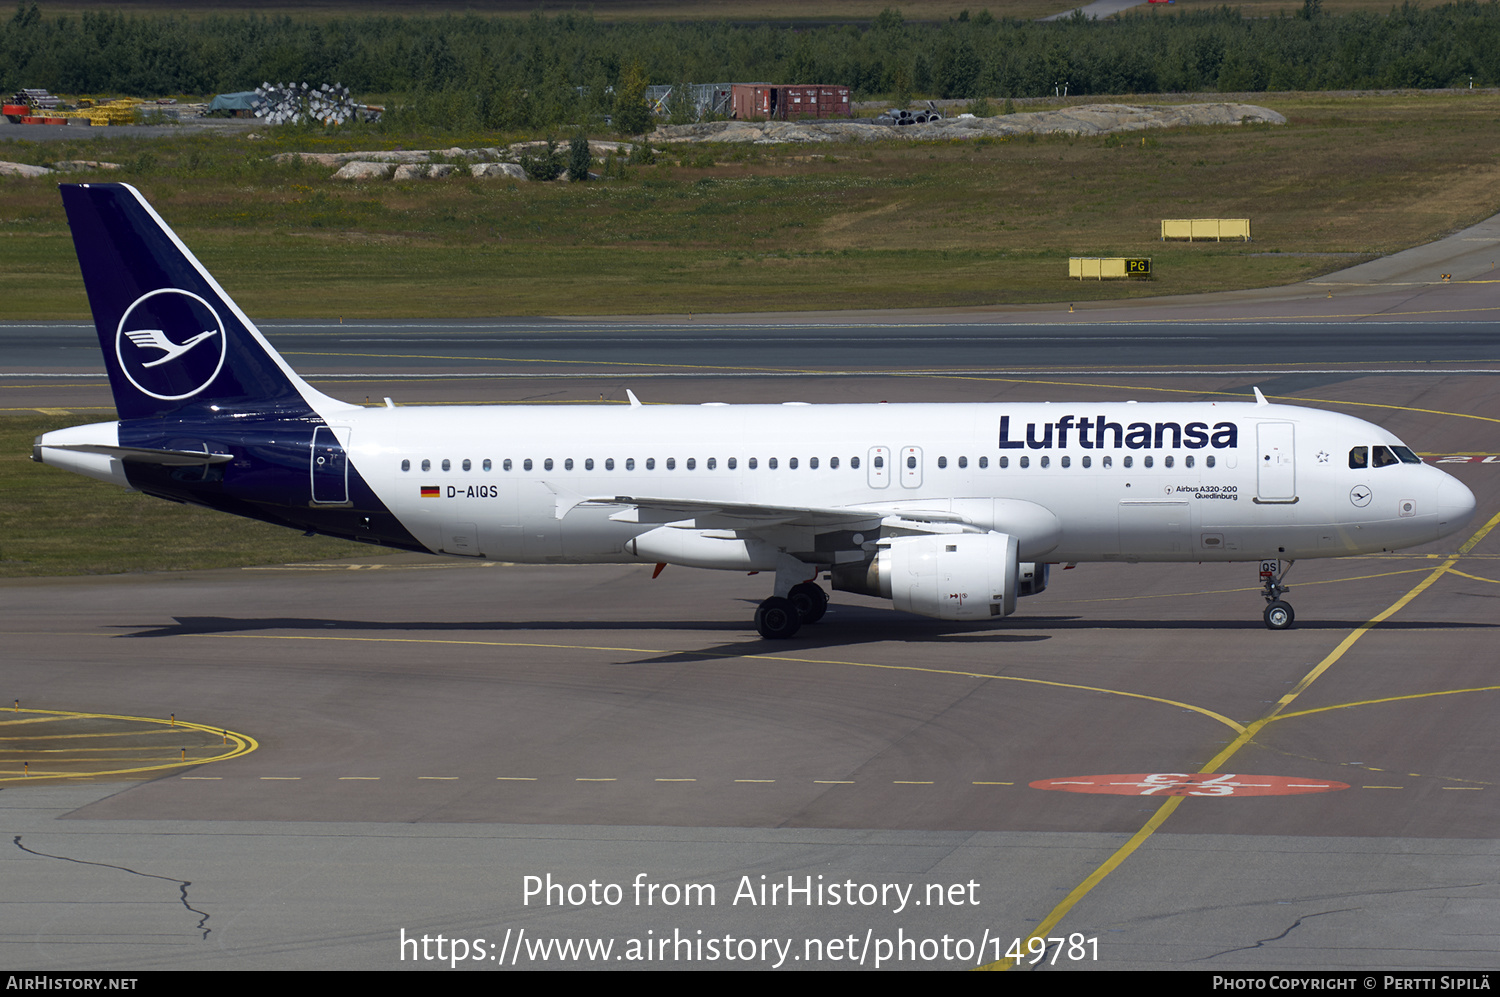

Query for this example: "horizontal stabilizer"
[34,443,233,466]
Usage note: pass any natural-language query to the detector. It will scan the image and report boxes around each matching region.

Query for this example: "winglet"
[626,389,643,407]
[1253,387,1269,406]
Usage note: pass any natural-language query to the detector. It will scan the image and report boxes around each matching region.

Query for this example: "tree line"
[4,3,1498,131]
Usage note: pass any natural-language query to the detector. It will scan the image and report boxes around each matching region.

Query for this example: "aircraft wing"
[578,495,976,533]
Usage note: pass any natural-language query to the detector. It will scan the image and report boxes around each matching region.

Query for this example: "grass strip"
[3,91,1498,318]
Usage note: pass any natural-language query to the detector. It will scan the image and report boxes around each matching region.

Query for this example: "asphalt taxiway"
[2,230,1499,971]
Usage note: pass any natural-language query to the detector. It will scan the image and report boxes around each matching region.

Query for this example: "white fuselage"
[328,399,1469,568]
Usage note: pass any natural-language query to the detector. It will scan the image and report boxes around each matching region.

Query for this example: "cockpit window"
[1348,447,1368,469]
[1392,446,1421,465]
[1372,445,1399,468]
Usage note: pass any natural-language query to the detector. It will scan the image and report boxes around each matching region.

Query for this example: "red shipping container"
[730,83,849,120]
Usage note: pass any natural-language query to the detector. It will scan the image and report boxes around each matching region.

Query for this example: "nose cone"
[1436,474,1477,540]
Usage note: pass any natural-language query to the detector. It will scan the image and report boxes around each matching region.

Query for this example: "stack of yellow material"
[63,97,147,126]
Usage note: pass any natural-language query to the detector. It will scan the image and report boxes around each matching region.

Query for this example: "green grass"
[4,91,1499,318]
[0,414,365,577]
[31,0,1445,20]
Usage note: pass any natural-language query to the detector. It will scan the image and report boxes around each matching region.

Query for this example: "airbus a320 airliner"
[34,184,1477,637]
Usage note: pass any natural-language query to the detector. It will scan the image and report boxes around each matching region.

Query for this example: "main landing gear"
[754,558,829,639]
[1259,559,1295,630]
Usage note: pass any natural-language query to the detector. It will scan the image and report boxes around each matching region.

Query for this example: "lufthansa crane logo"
[115,289,227,401]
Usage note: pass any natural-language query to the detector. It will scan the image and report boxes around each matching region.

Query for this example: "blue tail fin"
[60,182,344,422]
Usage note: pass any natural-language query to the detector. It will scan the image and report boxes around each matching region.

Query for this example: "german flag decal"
[421,486,440,498]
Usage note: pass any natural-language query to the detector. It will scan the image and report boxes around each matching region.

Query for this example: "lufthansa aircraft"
[34,184,1478,637]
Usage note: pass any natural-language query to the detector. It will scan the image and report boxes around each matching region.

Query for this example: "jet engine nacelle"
[840,531,1020,621]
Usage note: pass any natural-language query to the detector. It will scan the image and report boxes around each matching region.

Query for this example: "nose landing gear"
[1259,559,1295,630]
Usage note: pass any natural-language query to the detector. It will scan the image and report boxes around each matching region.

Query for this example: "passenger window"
[503,459,513,471]
[873,455,883,468]
[1123,456,1133,468]
[958,456,967,469]
[1020,456,1029,469]
[483,459,492,471]
[1206,455,1215,468]
[523,459,533,471]
[906,455,916,469]
[979,456,988,468]
[544,458,554,471]
[728,457,736,469]
[1082,455,1090,468]
[1164,455,1173,468]
[999,456,1008,469]
[585,458,594,471]
[937,456,948,469]
[789,457,798,469]
[462,459,471,472]
[1144,456,1153,468]
[1103,455,1112,468]
[809,457,818,469]
[749,457,758,469]
[442,459,451,472]
[769,458,778,469]
[666,458,676,470]
[646,458,655,470]
[1041,456,1050,468]
[1184,455,1193,469]
[401,459,410,472]
[1349,447,1369,469]
[564,458,573,471]
[605,458,614,471]
[686,458,695,470]
[707,457,716,470]
[851,456,860,469]
[626,458,636,471]
[1061,456,1070,468]
[421,459,431,472]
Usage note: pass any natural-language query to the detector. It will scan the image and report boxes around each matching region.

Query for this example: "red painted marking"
[1030,773,1349,797]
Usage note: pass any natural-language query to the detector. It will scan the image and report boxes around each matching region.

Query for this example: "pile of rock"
[651,103,1286,145]
[273,141,632,181]
[0,161,53,177]
[0,159,121,176]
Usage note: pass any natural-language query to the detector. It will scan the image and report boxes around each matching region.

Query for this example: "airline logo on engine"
[998,415,1238,451]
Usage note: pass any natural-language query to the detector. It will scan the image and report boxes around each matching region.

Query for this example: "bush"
[626,138,656,166]
[519,138,566,181]
[567,131,592,181]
